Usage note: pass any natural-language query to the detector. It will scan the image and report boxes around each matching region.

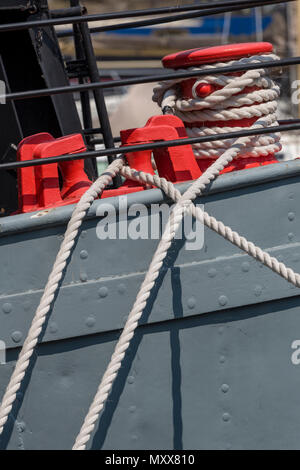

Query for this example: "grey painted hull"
[1,160,300,450]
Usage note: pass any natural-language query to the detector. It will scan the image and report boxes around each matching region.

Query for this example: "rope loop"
[0,51,295,452]
[153,53,282,159]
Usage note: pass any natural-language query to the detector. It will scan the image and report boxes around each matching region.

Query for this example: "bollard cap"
[162,42,273,69]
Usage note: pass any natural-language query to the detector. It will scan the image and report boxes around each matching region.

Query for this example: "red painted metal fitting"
[17,133,91,213]
[162,43,279,174]
[181,79,216,99]
[194,82,215,98]
[120,114,201,187]
[103,115,201,198]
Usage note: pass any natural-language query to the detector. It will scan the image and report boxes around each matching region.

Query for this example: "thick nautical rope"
[153,54,282,159]
[121,166,300,283]
[72,120,297,451]
[0,157,124,436]
[0,123,298,447]
[0,56,295,450]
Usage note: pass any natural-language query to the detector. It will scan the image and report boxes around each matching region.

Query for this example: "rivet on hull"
[254,285,262,297]
[80,272,88,282]
[118,284,126,294]
[2,303,12,314]
[80,250,88,260]
[98,286,108,298]
[187,297,196,309]
[222,413,231,422]
[219,355,226,364]
[241,262,250,272]
[218,295,228,306]
[208,268,217,278]
[86,316,96,328]
[11,331,22,343]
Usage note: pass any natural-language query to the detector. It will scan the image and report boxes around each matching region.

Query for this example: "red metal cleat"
[17,133,91,213]
[120,114,201,185]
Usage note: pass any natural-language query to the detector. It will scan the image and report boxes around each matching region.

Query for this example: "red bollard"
[161,42,279,174]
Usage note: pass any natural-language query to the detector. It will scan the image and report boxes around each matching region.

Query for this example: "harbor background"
[49,1,299,161]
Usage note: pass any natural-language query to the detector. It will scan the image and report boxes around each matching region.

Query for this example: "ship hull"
[1,160,300,449]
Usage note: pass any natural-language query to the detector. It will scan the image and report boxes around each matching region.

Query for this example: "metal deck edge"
[0,159,299,237]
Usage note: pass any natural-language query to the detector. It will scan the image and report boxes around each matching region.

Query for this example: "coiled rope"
[72,117,284,451]
[153,53,282,159]
[0,52,295,449]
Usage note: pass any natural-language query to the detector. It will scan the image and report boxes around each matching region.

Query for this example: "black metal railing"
[1,121,300,172]
[0,0,293,34]
[2,55,299,103]
[0,0,298,175]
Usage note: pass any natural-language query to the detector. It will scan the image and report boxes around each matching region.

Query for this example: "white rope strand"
[1,51,293,451]
[72,114,284,450]
[120,166,300,286]
[0,157,124,436]
[153,53,282,160]
[1,136,296,449]
[73,53,285,448]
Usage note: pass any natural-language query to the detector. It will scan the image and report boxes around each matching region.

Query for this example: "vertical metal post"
[78,11,122,187]
[70,0,97,176]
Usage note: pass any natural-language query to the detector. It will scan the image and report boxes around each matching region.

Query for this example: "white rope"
[73,124,300,450]
[1,135,298,448]
[153,53,282,159]
[72,118,285,450]
[0,157,124,436]
[72,53,286,449]
[0,52,294,450]
[185,123,281,159]
[121,166,300,285]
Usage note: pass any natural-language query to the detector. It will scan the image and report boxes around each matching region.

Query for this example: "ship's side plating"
[0,161,300,449]
[0,0,300,451]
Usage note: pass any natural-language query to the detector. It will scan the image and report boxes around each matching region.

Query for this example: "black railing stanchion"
[70,0,97,177]
[78,18,122,188]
